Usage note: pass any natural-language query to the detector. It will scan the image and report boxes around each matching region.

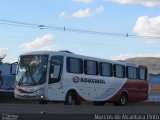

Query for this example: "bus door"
[47,56,64,100]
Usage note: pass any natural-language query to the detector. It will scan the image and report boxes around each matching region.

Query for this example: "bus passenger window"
[127,67,137,79]
[100,62,112,77]
[139,68,147,80]
[84,60,98,75]
[67,57,83,74]
[114,64,125,78]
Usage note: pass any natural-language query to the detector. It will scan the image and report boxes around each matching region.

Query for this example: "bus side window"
[66,57,83,74]
[84,60,98,75]
[49,56,63,84]
[126,66,137,79]
[99,62,112,77]
[114,64,125,78]
[139,68,147,80]
[50,64,61,78]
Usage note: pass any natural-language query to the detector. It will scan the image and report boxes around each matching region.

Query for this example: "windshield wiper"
[18,71,25,85]
[28,71,37,85]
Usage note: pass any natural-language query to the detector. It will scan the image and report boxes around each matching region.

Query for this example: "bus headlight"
[40,95,44,99]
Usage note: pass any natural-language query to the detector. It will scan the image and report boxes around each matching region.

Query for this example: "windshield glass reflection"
[16,55,48,86]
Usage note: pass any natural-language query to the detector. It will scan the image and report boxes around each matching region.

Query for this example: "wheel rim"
[68,94,76,105]
[68,95,73,105]
[120,95,126,105]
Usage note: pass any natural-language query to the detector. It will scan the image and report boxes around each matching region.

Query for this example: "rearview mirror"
[10,62,18,75]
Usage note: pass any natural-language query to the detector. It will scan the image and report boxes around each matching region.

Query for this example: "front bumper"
[14,89,46,100]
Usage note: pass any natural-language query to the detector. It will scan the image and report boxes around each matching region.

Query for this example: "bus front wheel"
[64,91,76,105]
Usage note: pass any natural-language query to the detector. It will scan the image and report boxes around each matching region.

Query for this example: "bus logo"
[73,76,80,83]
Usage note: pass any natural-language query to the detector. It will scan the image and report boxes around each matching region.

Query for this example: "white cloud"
[72,8,92,18]
[110,53,160,60]
[95,6,105,14]
[6,59,18,63]
[72,0,93,4]
[40,45,56,51]
[111,0,160,7]
[71,6,104,18]
[59,11,66,17]
[0,48,8,58]
[133,16,160,37]
[145,39,160,44]
[20,33,55,51]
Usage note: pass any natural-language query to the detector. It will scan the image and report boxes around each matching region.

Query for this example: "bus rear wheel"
[114,93,128,106]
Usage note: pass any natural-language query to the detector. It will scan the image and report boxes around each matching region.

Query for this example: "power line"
[0,32,158,50]
[0,18,160,39]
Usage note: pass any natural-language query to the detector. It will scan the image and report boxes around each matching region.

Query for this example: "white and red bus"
[14,51,148,106]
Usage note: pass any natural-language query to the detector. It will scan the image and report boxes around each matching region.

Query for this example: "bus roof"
[20,50,145,67]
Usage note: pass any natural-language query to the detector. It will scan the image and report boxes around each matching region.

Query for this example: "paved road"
[0,102,160,114]
[0,102,160,120]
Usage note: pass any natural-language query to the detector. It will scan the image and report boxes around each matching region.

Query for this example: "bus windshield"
[16,55,48,86]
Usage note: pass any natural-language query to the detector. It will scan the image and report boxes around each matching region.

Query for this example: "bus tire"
[0,79,3,86]
[64,91,75,105]
[114,93,128,106]
[93,101,106,106]
[39,100,48,104]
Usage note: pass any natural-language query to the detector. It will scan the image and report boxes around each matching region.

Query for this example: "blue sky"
[0,0,160,63]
